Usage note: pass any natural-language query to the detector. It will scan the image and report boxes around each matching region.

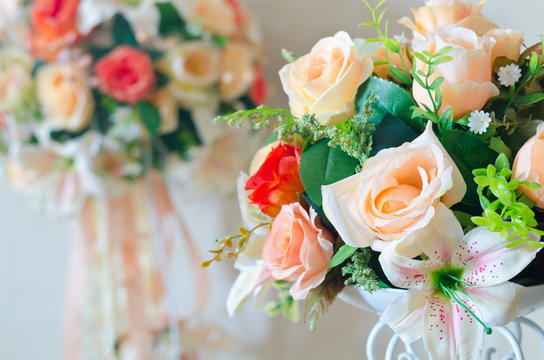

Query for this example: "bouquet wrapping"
[207,1,544,359]
[0,0,265,358]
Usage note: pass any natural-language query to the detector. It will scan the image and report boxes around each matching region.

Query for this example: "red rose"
[94,46,156,104]
[245,142,304,217]
[29,0,81,60]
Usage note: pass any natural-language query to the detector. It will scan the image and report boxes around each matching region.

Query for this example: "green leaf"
[304,269,345,331]
[356,77,423,133]
[138,102,161,137]
[454,211,475,229]
[387,66,411,84]
[429,76,445,90]
[489,138,512,162]
[513,93,544,106]
[370,114,418,156]
[530,52,539,75]
[328,244,357,268]
[494,153,510,171]
[112,14,137,46]
[441,129,499,206]
[156,2,187,36]
[299,140,359,207]
[160,108,202,158]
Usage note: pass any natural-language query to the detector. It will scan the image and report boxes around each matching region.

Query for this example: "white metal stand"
[365,317,544,360]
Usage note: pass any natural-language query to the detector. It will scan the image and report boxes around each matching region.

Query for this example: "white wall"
[2,1,544,359]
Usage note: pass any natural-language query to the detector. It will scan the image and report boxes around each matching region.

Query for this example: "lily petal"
[226,261,271,317]
[454,227,541,287]
[380,288,427,343]
[423,294,483,360]
[466,282,526,327]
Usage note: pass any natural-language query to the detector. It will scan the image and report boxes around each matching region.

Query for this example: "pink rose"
[412,25,500,120]
[512,123,544,209]
[94,45,156,104]
[262,203,334,300]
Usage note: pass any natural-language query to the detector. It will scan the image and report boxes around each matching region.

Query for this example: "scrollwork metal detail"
[365,317,544,360]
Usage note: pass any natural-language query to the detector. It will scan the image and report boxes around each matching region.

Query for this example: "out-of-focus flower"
[175,0,241,37]
[219,41,255,101]
[0,48,34,113]
[36,61,95,132]
[156,41,221,108]
[95,45,157,104]
[29,0,82,60]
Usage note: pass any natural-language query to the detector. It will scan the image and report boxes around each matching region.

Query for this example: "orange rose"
[245,142,304,218]
[400,0,497,38]
[322,122,466,251]
[512,124,544,208]
[29,0,81,60]
[412,25,499,120]
[262,203,334,300]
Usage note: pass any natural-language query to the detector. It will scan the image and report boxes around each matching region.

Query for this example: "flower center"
[431,267,493,335]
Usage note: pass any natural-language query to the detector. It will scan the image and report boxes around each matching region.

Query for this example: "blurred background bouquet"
[0,0,265,359]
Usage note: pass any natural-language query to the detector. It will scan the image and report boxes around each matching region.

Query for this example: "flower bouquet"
[0,0,264,358]
[205,0,544,358]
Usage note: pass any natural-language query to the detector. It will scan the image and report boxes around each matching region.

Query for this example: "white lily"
[379,204,541,360]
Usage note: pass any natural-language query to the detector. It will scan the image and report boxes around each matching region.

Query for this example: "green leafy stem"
[471,153,544,248]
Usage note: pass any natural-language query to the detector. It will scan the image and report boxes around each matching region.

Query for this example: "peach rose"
[322,122,466,251]
[0,48,34,113]
[29,0,81,60]
[400,0,497,39]
[148,87,178,134]
[412,25,500,120]
[485,28,524,62]
[219,42,255,101]
[36,61,94,132]
[156,41,221,108]
[512,123,544,208]
[262,203,334,300]
[279,31,374,126]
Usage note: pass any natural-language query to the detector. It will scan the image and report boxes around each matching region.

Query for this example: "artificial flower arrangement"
[0,0,264,359]
[205,0,544,358]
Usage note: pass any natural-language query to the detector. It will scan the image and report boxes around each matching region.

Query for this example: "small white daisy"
[468,110,492,135]
[498,64,522,87]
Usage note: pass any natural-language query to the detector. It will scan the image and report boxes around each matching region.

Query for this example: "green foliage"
[356,77,423,133]
[304,267,345,331]
[281,48,297,63]
[160,109,202,159]
[409,47,454,134]
[360,0,411,84]
[299,140,359,207]
[341,248,380,293]
[156,2,187,36]
[112,14,137,46]
[328,244,358,268]
[370,113,418,156]
[472,153,544,247]
[137,102,161,137]
[441,129,499,206]
[202,223,270,267]
[265,281,300,322]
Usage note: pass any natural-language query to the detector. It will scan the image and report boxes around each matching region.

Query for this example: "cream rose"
[36,62,94,132]
[279,31,374,126]
[0,48,34,113]
[219,41,255,101]
[156,41,221,108]
[400,0,497,39]
[412,25,500,120]
[322,122,466,251]
[512,123,544,209]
